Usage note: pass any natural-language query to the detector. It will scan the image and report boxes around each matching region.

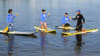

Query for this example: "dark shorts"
[64,23,70,27]
[8,24,14,32]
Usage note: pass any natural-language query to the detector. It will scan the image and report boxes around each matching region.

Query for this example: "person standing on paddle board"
[7,9,18,31]
[74,10,85,31]
[40,9,48,29]
[62,13,71,27]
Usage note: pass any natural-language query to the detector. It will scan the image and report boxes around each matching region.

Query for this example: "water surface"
[0,0,100,56]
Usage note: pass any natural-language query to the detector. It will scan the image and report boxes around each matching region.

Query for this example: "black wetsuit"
[74,14,85,31]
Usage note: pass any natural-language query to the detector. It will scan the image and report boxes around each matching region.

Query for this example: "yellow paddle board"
[62,28,98,36]
[56,26,75,30]
[34,26,56,33]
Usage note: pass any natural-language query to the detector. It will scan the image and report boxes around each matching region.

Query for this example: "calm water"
[0,0,100,56]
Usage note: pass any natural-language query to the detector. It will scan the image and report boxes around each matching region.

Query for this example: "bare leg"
[44,22,47,30]
[82,28,86,32]
[40,22,44,29]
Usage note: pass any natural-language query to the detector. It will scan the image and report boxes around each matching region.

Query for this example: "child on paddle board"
[7,9,18,31]
[62,13,72,27]
[40,9,48,29]
[73,10,86,32]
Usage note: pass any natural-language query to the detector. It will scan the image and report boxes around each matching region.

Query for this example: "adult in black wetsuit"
[74,10,85,31]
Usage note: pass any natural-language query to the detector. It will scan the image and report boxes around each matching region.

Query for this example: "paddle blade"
[4,26,8,32]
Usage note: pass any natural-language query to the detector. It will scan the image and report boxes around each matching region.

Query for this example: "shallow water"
[0,0,100,56]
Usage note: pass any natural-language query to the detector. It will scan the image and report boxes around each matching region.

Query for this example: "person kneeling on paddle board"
[40,9,48,29]
[7,9,18,32]
[73,10,86,32]
[62,13,71,27]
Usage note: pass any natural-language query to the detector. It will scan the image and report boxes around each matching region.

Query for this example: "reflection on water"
[75,34,83,56]
[62,29,69,46]
[0,0,100,56]
[40,31,47,56]
[8,35,14,56]
[8,23,14,56]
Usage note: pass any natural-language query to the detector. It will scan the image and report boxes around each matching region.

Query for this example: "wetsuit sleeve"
[72,16,77,20]
[81,15,85,23]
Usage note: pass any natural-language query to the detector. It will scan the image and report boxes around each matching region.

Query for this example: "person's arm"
[81,15,85,24]
[62,17,65,27]
[7,16,12,24]
[12,15,16,18]
[12,14,18,19]
[13,16,16,19]
[47,13,51,16]
[40,14,43,22]
[72,16,77,20]
[7,16,9,24]
[69,16,72,21]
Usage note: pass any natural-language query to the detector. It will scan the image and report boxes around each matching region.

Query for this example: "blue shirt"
[41,13,47,22]
[7,14,16,24]
[62,16,70,24]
